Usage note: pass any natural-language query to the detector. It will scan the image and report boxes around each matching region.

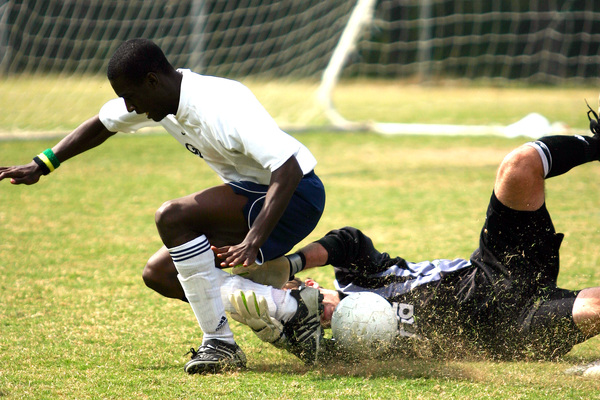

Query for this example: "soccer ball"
[331,292,398,356]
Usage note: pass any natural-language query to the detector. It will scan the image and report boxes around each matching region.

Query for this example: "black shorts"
[449,191,588,359]
[394,269,586,360]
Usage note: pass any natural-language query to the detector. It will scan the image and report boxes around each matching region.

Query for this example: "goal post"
[316,0,600,136]
[316,0,376,132]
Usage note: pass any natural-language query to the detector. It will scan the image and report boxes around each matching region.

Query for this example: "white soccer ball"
[331,292,398,356]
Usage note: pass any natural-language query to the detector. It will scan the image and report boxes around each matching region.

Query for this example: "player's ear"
[145,72,159,88]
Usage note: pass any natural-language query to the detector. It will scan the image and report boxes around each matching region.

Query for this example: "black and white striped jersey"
[334,258,473,300]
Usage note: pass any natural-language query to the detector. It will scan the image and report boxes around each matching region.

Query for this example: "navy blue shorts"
[227,171,325,263]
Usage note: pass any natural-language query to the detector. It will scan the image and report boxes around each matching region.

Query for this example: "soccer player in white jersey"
[0,38,325,373]
[232,119,600,362]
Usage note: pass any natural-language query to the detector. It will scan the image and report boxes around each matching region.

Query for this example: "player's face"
[304,278,340,328]
[109,74,170,122]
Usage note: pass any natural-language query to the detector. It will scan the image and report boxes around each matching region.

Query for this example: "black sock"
[531,135,600,178]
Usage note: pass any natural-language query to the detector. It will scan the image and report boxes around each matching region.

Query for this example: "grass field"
[1,74,599,135]
[2,81,600,399]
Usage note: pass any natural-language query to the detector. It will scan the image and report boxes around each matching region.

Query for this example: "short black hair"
[107,39,173,84]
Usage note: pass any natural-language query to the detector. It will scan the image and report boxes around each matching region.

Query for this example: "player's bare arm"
[214,155,303,267]
[52,115,116,162]
[0,115,115,185]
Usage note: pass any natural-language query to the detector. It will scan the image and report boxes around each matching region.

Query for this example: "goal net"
[1,0,599,136]
[0,0,355,135]
[318,0,600,135]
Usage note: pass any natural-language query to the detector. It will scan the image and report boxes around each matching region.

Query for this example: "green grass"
[2,131,600,399]
[1,74,599,134]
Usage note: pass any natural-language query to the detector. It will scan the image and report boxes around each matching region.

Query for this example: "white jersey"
[99,69,317,184]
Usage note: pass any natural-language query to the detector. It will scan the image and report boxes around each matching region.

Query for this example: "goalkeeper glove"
[228,290,285,344]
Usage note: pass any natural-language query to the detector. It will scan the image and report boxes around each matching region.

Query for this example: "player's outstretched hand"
[228,290,284,343]
[0,162,43,185]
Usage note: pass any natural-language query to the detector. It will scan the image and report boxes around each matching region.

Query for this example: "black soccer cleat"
[280,285,324,364]
[184,339,247,374]
[585,99,600,136]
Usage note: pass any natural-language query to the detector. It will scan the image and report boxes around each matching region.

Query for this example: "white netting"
[319,0,600,134]
[0,0,355,133]
[1,0,599,135]
[0,0,355,78]
[345,0,600,84]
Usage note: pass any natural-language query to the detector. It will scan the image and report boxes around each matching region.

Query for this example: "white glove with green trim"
[228,290,284,344]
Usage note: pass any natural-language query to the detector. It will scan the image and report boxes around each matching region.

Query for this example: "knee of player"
[497,145,543,182]
[142,261,158,288]
[154,199,185,229]
[573,288,600,337]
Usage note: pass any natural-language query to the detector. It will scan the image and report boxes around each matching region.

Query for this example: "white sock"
[169,235,234,345]
[272,289,298,322]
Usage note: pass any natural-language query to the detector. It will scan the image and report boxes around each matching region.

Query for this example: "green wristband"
[42,148,60,169]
